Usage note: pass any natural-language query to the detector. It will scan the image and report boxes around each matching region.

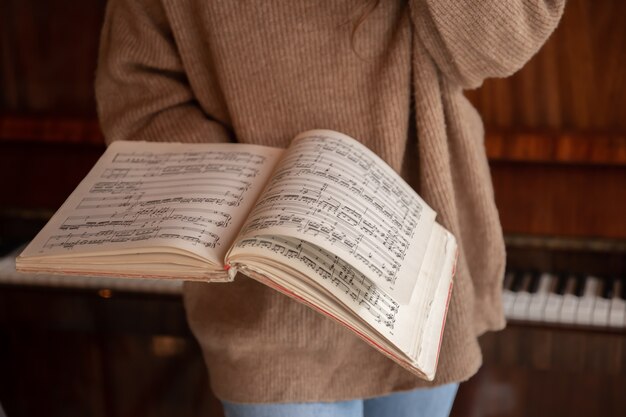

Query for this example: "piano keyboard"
[1,245,624,329]
[503,271,626,328]
[0,246,183,295]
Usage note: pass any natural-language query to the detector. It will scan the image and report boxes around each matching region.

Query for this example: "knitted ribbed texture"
[95,0,564,403]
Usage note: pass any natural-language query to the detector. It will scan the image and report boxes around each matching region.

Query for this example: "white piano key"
[543,275,565,323]
[510,273,533,320]
[558,276,579,324]
[0,246,183,294]
[608,299,626,328]
[502,272,516,317]
[608,279,626,328]
[527,273,553,322]
[592,278,612,327]
[575,276,599,325]
[592,298,611,327]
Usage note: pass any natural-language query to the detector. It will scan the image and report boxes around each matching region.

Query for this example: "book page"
[20,141,283,266]
[232,130,436,303]
[233,236,403,339]
[228,224,456,374]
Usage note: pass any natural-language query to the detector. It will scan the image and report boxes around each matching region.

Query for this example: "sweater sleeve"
[411,0,565,89]
[95,0,232,144]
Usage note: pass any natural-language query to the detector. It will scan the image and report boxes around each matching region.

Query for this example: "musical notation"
[44,225,221,250]
[110,150,266,171]
[239,133,435,300]
[43,206,231,250]
[233,235,401,332]
[31,143,283,261]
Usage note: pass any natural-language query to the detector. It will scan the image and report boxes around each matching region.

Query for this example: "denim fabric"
[222,383,459,417]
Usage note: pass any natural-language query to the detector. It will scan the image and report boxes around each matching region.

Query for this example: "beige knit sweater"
[96,0,564,403]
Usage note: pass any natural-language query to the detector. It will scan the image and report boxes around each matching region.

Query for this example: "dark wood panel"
[450,327,626,417]
[2,0,625,134]
[486,131,626,165]
[0,140,104,210]
[452,363,626,417]
[0,285,225,417]
[0,115,103,144]
[0,0,107,115]
[466,0,626,132]
[491,162,626,238]
[5,284,626,417]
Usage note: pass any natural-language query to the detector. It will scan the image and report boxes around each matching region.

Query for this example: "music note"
[233,235,400,332]
[32,141,284,264]
[237,133,436,301]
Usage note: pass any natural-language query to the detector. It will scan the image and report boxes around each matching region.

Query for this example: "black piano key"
[574,275,586,297]
[594,277,605,297]
[555,273,569,295]
[510,271,525,292]
[601,277,615,299]
[528,271,541,294]
[564,276,577,295]
[620,276,626,300]
[521,273,533,292]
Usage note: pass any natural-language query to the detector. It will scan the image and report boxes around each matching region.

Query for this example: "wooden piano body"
[457,1,626,415]
[1,0,625,416]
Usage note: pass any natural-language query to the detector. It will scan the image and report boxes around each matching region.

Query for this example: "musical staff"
[44,225,221,250]
[27,142,284,262]
[238,132,436,301]
[233,235,401,332]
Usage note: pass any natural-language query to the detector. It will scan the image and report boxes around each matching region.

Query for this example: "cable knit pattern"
[96,0,564,403]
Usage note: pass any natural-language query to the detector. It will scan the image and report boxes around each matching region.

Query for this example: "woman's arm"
[95,0,232,144]
[411,0,566,89]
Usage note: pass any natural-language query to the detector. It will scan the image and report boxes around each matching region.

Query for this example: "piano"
[1,0,625,416]
[503,272,626,327]
[498,235,626,328]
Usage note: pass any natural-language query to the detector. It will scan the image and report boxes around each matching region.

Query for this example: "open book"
[17,129,457,380]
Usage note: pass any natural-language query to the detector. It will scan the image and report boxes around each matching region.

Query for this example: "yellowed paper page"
[19,140,283,267]
[234,130,436,303]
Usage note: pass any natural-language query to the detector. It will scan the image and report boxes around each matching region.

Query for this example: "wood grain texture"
[465,0,626,132]
[0,286,225,417]
[486,131,626,165]
[450,326,626,417]
[491,162,626,238]
[0,0,106,115]
[0,115,103,144]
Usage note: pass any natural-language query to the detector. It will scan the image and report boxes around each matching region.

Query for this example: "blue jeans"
[222,383,459,417]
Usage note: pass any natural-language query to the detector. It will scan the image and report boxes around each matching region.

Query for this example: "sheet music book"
[17,129,457,380]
